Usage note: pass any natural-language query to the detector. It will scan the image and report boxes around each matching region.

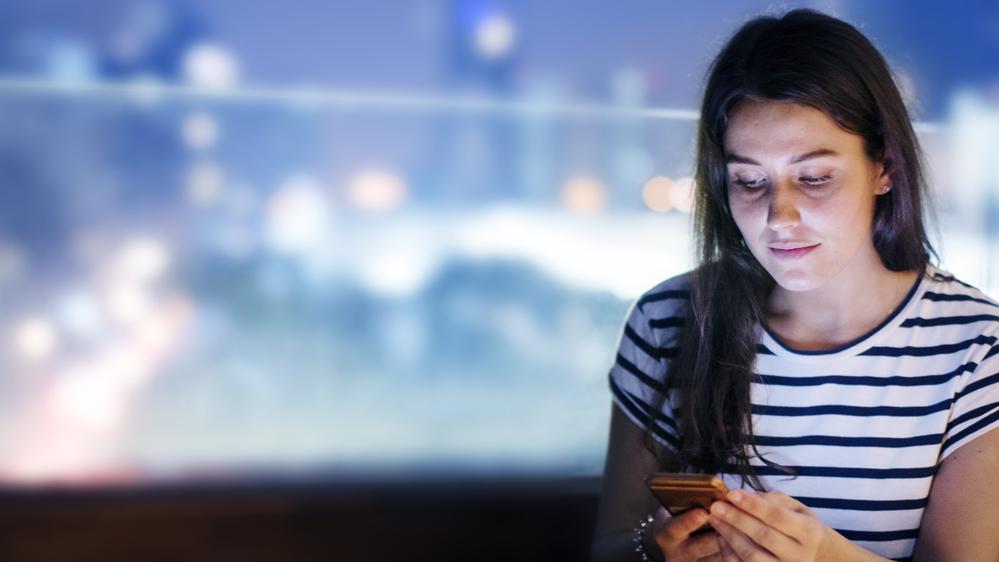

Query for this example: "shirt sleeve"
[939,327,999,462]
[607,297,680,452]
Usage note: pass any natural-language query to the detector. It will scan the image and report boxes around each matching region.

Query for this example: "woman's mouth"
[769,244,820,260]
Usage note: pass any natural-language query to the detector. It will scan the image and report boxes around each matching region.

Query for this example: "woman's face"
[723,100,890,292]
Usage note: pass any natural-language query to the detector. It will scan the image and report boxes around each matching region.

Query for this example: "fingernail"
[729,490,743,503]
[712,502,728,515]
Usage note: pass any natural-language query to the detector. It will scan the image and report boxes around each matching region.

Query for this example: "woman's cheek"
[729,194,766,225]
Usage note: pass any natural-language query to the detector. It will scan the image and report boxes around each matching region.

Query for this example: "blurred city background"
[0,0,997,487]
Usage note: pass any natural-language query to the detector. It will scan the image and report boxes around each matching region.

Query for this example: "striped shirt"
[608,262,999,562]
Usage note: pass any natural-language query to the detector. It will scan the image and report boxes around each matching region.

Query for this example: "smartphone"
[645,472,730,518]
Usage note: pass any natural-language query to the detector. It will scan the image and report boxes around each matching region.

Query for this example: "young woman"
[592,9,999,562]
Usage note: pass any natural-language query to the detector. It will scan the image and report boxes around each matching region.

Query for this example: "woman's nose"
[766,181,801,231]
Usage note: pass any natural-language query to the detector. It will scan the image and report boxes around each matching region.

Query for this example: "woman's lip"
[770,244,819,259]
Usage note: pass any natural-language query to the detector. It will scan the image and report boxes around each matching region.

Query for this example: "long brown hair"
[644,8,941,491]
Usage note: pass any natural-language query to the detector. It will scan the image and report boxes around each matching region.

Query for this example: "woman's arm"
[591,403,665,562]
[911,427,999,561]
[591,403,723,562]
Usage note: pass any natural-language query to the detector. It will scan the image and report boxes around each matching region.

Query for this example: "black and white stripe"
[607,263,999,561]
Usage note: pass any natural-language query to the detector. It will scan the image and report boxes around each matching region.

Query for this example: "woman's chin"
[769,270,824,292]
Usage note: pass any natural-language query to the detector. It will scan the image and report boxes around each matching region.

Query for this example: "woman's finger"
[728,490,808,548]
[716,535,742,562]
[709,498,798,559]
[763,490,809,513]
[661,508,710,543]
[708,510,779,562]
[653,507,710,558]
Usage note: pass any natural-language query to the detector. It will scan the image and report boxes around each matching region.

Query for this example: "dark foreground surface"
[0,474,601,562]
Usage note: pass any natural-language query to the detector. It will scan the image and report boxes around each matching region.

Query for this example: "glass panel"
[0,2,996,487]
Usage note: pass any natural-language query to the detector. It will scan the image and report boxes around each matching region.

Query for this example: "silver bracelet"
[632,513,656,561]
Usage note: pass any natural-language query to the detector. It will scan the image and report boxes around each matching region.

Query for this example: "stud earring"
[881,184,893,194]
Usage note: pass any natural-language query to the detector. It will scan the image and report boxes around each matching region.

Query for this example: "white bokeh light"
[51,367,122,430]
[14,316,58,361]
[359,247,442,298]
[182,43,240,89]
[116,238,170,284]
[266,175,332,252]
[181,112,220,150]
[474,13,516,60]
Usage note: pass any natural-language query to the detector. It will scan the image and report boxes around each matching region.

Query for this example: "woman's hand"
[706,489,836,562]
[649,505,725,561]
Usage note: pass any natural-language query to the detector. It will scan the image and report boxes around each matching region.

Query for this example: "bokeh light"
[348,169,407,212]
[0,2,992,492]
[181,112,220,151]
[642,176,674,212]
[474,12,516,60]
[669,176,695,214]
[13,316,58,362]
[115,238,170,284]
[182,43,240,89]
[561,176,607,214]
[265,175,331,252]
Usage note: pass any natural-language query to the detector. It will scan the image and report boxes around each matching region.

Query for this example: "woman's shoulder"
[634,269,694,321]
[920,263,999,338]
[923,263,999,312]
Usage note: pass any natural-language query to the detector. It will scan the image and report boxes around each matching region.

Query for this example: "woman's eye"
[733,178,765,189]
[800,175,832,186]
[731,175,832,189]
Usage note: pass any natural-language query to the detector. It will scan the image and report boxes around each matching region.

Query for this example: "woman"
[592,8,999,562]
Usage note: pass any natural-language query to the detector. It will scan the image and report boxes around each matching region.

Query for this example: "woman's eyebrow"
[725,148,840,165]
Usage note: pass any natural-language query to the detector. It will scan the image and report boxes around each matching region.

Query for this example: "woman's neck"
[765,265,919,351]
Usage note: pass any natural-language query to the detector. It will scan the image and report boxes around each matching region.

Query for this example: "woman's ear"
[872,155,894,195]
[878,154,895,180]
[872,154,894,193]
